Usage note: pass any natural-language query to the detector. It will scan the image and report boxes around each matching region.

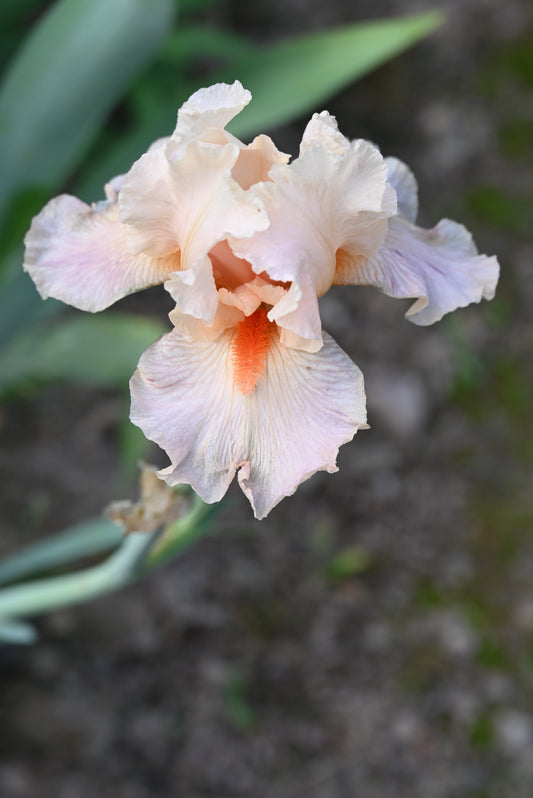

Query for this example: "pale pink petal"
[385,156,418,222]
[300,111,350,156]
[232,134,290,189]
[173,81,251,140]
[169,302,243,342]
[24,193,176,312]
[164,241,268,325]
[347,216,500,325]
[130,325,367,519]
[233,138,395,348]
[267,274,323,352]
[164,254,219,324]
[119,138,269,268]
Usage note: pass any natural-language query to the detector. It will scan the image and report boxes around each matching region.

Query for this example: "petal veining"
[173,81,252,140]
[130,324,367,519]
[24,193,176,312]
[342,216,500,325]
[233,138,395,348]
[385,156,418,222]
[300,111,350,156]
[120,137,269,269]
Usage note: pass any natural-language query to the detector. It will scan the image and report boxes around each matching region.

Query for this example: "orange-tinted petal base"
[231,306,274,394]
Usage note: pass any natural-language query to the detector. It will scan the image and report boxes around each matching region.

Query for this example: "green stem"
[0,531,152,622]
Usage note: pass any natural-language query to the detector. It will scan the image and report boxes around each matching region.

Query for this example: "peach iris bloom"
[23,82,499,518]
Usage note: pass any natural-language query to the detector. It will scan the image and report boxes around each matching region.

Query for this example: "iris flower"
[24,82,499,518]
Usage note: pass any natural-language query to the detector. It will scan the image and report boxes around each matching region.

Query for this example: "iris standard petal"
[173,80,252,140]
[299,111,351,156]
[232,138,395,348]
[23,193,175,312]
[120,139,269,263]
[130,319,367,519]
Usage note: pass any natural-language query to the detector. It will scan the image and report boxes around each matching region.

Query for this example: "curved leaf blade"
[0,0,174,220]
[221,12,443,138]
[0,312,166,395]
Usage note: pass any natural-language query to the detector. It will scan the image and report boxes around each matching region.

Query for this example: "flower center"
[231,306,274,395]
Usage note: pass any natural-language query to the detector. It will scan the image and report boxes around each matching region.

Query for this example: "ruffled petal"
[300,111,350,156]
[232,134,290,189]
[120,138,269,266]
[385,156,418,222]
[173,81,251,140]
[164,254,219,324]
[232,138,395,348]
[23,192,176,312]
[267,273,323,352]
[130,323,367,519]
[341,216,500,325]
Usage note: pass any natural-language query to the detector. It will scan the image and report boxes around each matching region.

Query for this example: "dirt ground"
[1,0,533,796]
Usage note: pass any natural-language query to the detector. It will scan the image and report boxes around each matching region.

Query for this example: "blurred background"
[1,0,533,796]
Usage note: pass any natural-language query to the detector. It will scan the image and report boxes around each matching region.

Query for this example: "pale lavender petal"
[130,324,367,519]
[349,216,500,325]
[24,193,176,312]
[385,156,418,222]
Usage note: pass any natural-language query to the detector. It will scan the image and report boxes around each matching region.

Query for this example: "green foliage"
[0,0,174,225]
[225,12,443,139]
[0,490,216,641]
[0,313,166,396]
[79,11,442,200]
[0,517,123,587]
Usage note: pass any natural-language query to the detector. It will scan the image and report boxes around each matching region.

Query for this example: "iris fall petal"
[23,191,175,312]
[130,320,367,519]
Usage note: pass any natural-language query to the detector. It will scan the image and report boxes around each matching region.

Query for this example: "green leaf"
[219,12,443,138]
[0,0,174,223]
[0,517,123,587]
[77,12,442,200]
[0,619,38,645]
[161,24,254,66]
[0,312,166,395]
[0,531,153,623]
[144,496,220,570]
[0,264,63,348]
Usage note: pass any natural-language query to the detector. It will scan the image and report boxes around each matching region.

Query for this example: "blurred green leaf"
[177,0,220,16]
[0,517,123,587]
[145,496,220,570]
[0,619,38,645]
[0,267,62,348]
[0,0,174,224]
[0,312,166,395]
[0,187,49,265]
[77,11,442,200]
[222,12,443,138]
[161,24,254,66]
[0,0,44,72]
[118,402,151,477]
